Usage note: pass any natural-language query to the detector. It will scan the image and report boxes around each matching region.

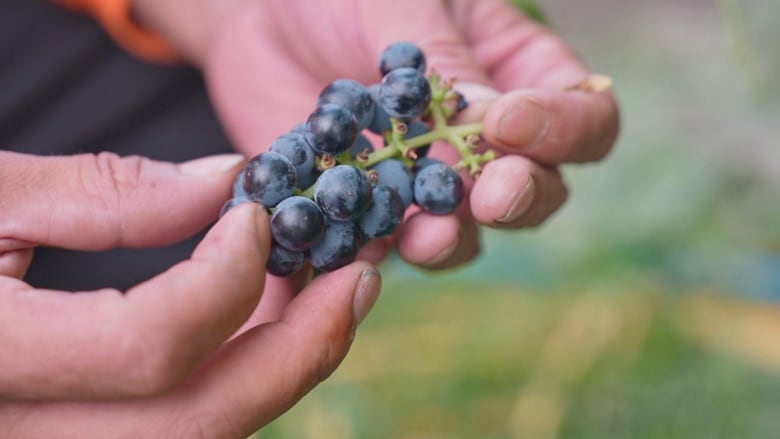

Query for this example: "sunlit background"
[255,0,780,437]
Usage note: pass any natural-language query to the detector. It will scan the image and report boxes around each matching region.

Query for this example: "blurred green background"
[255,0,780,437]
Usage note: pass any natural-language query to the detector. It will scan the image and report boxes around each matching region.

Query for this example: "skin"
[0,0,619,437]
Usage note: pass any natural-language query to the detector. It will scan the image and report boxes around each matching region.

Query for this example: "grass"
[252,279,780,438]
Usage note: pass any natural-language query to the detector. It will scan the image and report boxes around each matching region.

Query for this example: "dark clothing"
[1,1,233,291]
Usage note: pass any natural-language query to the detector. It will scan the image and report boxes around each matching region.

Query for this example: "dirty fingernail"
[497,99,549,149]
[353,268,381,325]
[497,177,535,224]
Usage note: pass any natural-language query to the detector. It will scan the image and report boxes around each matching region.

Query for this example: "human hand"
[134,0,620,270]
[0,151,381,437]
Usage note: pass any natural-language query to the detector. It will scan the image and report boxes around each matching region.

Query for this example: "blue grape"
[270,196,325,251]
[314,165,373,221]
[413,163,464,215]
[379,41,426,76]
[371,158,414,207]
[232,168,248,198]
[317,79,375,131]
[305,103,359,155]
[219,195,252,217]
[243,152,296,207]
[405,120,431,158]
[349,133,374,159]
[358,185,405,239]
[413,157,444,172]
[269,132,316,180]
[266,241,305,277]
[366,83,392,134]
[379,67,431,120]
[309,220,362,272]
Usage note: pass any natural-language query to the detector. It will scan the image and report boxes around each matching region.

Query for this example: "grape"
[413,162,464,215]
[371,158,414,207]
[243,152,296,207]
[358,185,405,239]
[317,79,375,131]
[379,67,432,120]
[349,133,374,159]
[379,41,426,76]
[405,120,431,158]
[231,168,248,198]
[270,196,325,251]
[269,132,316,180]
[366,83,392,134]
[413,157,444,172]
[219,195,252,217]
[305,103,358,155]
[314,165,373,221]
[309,220,363,272]
[266,241,305,277]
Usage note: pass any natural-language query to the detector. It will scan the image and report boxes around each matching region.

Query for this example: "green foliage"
[512,0,548,24]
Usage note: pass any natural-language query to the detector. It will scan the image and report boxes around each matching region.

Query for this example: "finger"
[366,1,491,84]
[0,151,245,250]
[0,262,381,438]
[0,239,34,279]
[470,155,568,228]
[0,203,269,400]
[395,208,480,270]
[481,88,619,164]
[452,0,590,89]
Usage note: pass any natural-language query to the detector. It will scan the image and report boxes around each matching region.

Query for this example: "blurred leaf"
[512,0,548,24]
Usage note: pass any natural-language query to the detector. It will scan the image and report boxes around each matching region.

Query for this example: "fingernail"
[353,268,381,325]
[180,154,245,176]
[497,176,535,224]
[425,234,460,266]
[497,98,549,149]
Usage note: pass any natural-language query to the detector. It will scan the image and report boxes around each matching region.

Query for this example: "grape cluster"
[222,41,493,277]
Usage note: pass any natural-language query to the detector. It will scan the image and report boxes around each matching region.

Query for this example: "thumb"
[367,1,490,85]
[0,151,245,250]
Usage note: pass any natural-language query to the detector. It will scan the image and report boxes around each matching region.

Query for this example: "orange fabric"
[54,0,180,63]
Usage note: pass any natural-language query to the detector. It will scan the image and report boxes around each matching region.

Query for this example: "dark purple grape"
[243,152,296,207]
[358,185,405,239]
[379,41,426,76]
[317,79,375,131]
[309,220,362,272]
[270,196,325,251]
[379,67,432,120]
[371,158,414,208]
[366,83,392,134]
[413,157,444,172]
[269,132,316,181]
[349,133,374,159]
[405,120,431,158]
[413,163,464,215]
[456,92,469,112]
[314,165,373,221]
[305,103,359,155]
[232,168,248,199]
[296,167,321,190]
[219,195,252,217]
[266,241,305,277]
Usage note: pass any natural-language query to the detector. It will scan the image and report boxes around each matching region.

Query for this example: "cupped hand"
[135,0,619,270]
[0,151,380,437]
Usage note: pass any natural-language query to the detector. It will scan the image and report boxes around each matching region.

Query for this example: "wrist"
[131,0,240,66]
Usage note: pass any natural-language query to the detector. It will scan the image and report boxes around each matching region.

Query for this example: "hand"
[0,151,381,437]
[134,0,620,270]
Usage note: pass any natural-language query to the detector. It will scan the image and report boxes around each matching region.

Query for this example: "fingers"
[0,204,269,400]
[470,155,568,228]
[365,1,491,84]
[0,262,381,438]
[0,151,245,250]
[395,209,480,270]
[481,89,620,165]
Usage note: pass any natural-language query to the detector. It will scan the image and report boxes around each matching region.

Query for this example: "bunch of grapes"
[222,42,495,277]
